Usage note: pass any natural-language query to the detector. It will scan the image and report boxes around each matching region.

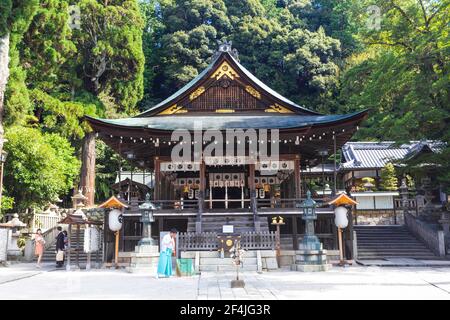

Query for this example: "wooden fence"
[178,231,276,251]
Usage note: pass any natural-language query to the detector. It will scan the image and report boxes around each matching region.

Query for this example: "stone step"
[358,242,427,246]
[358,256,438,260]
[199,257,257,265]
[355,225,438,260]
[358,246,429,250]
[199,264,257,272]
[197,251,257,258]
[358,250,435,255]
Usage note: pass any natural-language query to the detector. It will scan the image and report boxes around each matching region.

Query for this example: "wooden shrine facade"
[86,43,368,252]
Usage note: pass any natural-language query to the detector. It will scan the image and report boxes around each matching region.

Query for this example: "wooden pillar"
[114,230,119,268]
[76,224,80,268]
[66,224,72,271]
[158,217,164,235]
[249,163,259,230]
[209,185,213,209]
[154,157,161,201]
[86,224,91,270]
[294,156,301,199]
[225,184,228,209]
[292,215,299,250]
[197,159,205,233]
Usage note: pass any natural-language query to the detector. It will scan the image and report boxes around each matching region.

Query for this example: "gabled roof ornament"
[213,40,239,62]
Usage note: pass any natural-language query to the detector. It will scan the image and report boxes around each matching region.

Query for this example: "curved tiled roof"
[341,141,442,169]
[88,111,367,131]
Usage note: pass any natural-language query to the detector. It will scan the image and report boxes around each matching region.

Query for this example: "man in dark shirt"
[55,226,65,268]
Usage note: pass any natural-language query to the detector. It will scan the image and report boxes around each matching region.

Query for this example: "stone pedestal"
[7,230,22,259]
[126,244,159,274]
[291,238,332,272]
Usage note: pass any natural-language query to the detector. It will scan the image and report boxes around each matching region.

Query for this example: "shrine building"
[86,43,368,255]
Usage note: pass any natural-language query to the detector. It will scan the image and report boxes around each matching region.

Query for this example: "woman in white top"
[156,228,177,278]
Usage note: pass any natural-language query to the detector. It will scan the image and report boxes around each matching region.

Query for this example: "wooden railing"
[241,231,275,250]
[130,197,328,213]
[137,199,199,211]
[178,231,276,251]
[257,198,326,209]
[178,232,218,251]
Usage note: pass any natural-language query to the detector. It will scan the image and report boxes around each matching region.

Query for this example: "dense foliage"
[380,163,399,191]
[1,0,145,215]
[4,126,80,211]
[0,0,448,215]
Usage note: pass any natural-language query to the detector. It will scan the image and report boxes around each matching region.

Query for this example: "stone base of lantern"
[126,244,160,274]
[7,231,22,260]
[291,238,332,272]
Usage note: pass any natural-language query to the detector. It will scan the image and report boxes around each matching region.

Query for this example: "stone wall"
[354,210,404,225]
[405,213,445,256]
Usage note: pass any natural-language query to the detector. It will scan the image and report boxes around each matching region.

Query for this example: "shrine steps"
[355,225,438,260]
[39,228,100,265]
[187,215,269,233]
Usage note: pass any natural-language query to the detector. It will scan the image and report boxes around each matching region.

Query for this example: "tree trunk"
[0,33,10,155]
[80,132,96,206]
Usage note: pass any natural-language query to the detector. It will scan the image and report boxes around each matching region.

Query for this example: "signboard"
[83,227,100,253]
[222,225,234,234]
[217,234,241,254]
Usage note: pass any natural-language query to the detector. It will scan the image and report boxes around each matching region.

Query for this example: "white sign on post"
[0,228,8,262]
[222,225,234,234]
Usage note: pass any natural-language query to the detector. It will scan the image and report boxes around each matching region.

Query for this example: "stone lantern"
[292,190,331,272]
[138,194,157,246]
[72,190,87,209]
[3,214,26,258]
[299,190,320,250]
[127,194,160,273]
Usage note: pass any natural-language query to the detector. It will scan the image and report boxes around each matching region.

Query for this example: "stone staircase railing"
[404,212,445,256]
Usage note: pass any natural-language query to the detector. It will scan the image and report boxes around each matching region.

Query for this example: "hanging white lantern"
[334,206,349,229]
[108,209,123,232]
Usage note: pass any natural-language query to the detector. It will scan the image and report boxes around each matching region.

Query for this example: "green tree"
[0,0,39,156]
[380,163,399,191]
[339,0,449,190]
[142,0,344,112]
[4,126,80,212]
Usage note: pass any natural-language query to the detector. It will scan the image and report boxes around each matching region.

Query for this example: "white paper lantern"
[334,206,349,229]
[108,209,123,232]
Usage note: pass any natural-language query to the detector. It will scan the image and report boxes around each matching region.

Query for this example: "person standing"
[55,226,65,268]
[156,228,177,278]
[34,229,45,268]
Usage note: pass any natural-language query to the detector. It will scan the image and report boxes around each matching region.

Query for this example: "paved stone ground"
[0,263,449,299]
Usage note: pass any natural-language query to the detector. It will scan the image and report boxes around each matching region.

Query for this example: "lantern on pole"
[99,196,128,268]
[328,193,357,266]
[271,216,285,266]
